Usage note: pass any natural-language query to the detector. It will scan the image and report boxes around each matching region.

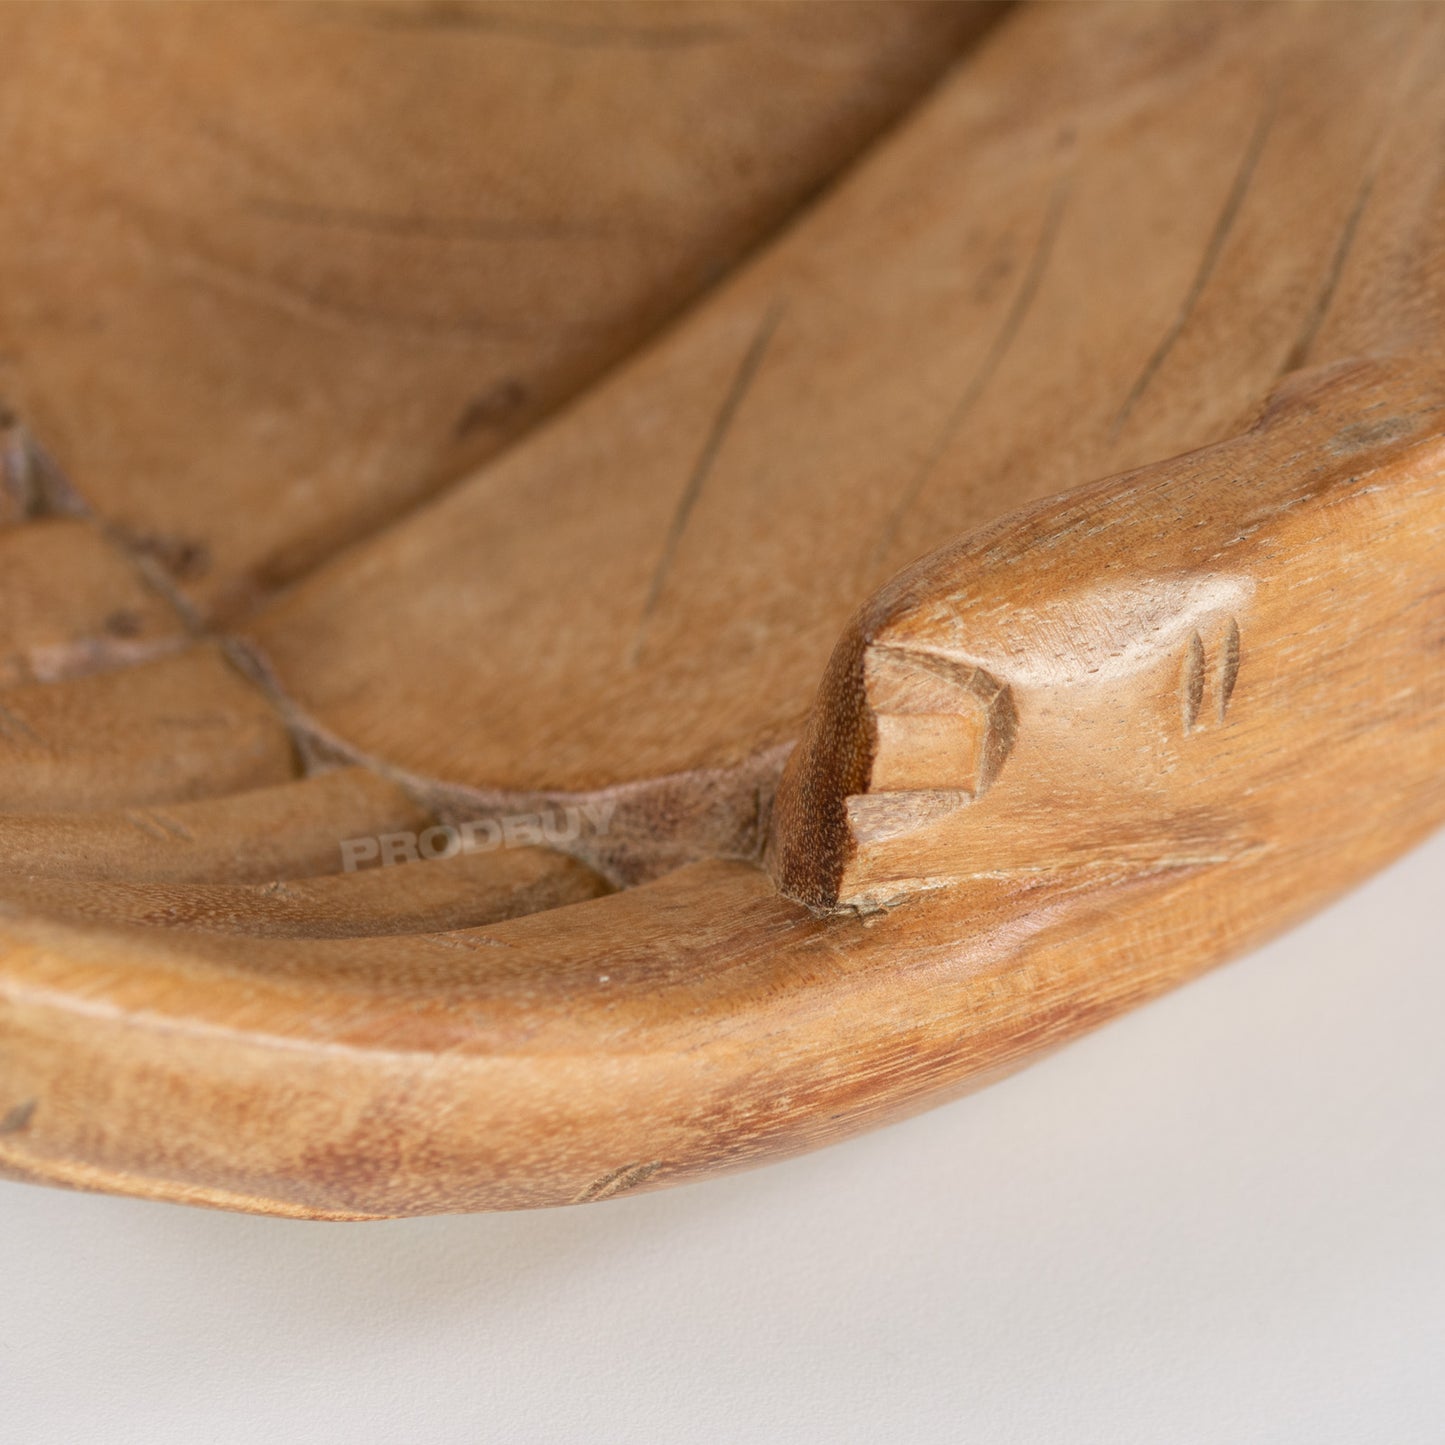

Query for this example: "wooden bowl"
[1,0,1442,1217]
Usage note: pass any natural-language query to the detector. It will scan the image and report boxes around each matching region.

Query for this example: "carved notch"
[767,633,1017,910]
[847,647,1017,844]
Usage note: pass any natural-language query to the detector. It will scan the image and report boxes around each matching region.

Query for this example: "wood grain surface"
[1,0,1442,1217]
[0,0,992,620]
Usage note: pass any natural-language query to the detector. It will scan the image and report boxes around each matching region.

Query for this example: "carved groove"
[1183,631,1206,731]
[1219,617,1241,720]
[573,1159,663,1204]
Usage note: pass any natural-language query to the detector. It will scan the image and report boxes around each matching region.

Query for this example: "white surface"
[3,832,1442,1445]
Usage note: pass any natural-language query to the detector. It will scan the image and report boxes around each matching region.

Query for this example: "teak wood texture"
[1,0,1443,1218]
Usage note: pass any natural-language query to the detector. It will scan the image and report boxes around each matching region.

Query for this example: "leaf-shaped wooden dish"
[2,0,1442,1217]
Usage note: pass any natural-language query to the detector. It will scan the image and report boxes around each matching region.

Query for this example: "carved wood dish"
[1,1,1442,1217]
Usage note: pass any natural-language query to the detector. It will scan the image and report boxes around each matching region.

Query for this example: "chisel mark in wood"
[871,177,1069,573]
[1218,617,1241,720]
[633,303,784,656]
[150,810,194,841]
[124,811,171,842]
[574,1159,662,1204]
[1183,631,1206,732]
[1114,97,1276,435]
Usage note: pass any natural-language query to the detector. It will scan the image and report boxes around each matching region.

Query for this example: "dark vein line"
[869,177,1069,575]
[247,199,610,244]
[1281,19,1432,378]
[632,302,785,658]
[165,241,610,343]
[1112,96,1277,437]
[196,20,998,622]
[319,7,732,49]
[1282,167,1376,375]
[0,703,42,747]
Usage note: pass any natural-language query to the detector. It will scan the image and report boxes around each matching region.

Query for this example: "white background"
[3,831,1442,1444]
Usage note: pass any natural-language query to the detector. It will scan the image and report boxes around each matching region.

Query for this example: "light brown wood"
[0,0,992,619]
[240,0,1444,882]
[0,845,609,939]
[769,357,1445,908]
[0,768,430,884]
[0,518,183,687]
[1,0,1443,1218]
[0,645,298,812]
